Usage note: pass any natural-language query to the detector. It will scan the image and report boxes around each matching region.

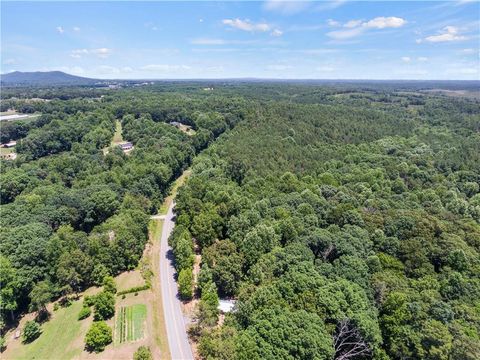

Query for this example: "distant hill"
[0,71,98,86]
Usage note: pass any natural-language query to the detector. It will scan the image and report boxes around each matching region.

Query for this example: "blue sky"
[1,1,479,79]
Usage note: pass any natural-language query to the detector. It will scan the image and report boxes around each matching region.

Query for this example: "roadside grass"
[159,169,191,215]
[11,300,86,360]
[149,219,170,358]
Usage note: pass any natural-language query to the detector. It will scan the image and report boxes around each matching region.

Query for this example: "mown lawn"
[12,300,86,360]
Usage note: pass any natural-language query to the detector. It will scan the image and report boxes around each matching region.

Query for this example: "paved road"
[160,202,194,360]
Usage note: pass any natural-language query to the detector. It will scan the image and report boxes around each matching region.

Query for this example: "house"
[2,141,17,148]
[118,142,133,151]
[170,121,182,128]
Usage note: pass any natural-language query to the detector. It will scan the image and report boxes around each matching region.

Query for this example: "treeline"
[172,89,480,359]
[0,87,250,331]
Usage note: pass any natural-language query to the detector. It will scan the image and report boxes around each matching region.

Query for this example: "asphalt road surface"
[160,202,194,360]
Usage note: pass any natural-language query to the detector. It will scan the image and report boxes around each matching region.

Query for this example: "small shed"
[118,142,133,151]
[3,141,17,148]
[218,299,236,313]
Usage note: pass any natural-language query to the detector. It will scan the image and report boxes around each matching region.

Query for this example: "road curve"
[160,202,194,360]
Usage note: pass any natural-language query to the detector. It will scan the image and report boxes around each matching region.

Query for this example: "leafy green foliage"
[134,346,152,360]
[77,306,91,320]
[84,321,112,352]
[93,291,115,321]
[178,269,193,300]
[22,321,42,343]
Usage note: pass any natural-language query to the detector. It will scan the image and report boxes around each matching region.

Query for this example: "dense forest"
[0,86,248,330]
[170,85,480,359]
[1,82,479,359]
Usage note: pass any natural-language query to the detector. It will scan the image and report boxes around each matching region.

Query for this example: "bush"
[84,295,96,307]
[53,303,59,311]
[78,306,91,320]
[0,335,6,351]
[116,284,150,296]
[23,321,42,343]
[85,321,112,352]
[102,276,117,294]
[134,345,153,360]
[178,269,193,300]
[93,291,115,321]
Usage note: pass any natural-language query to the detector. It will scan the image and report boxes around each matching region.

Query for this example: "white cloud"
[263,0,311,15]
[271,29,283,37]
[315,0,347,11]
[70,48,112,59]
[73,26,80,32]
[344,20,362,28]
[190,38,260,45]
[327,19,340,27]
[222,18,271,32]
[327,27,364,40]
[140,64,191,72]
[421,26,467,43]
[327,16,407,39]
[401,56,411,62]
[364,17,406,29]
[417,56,428,62]
[56,26,64,34]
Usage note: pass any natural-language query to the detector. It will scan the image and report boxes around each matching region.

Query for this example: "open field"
[3,298,92,360]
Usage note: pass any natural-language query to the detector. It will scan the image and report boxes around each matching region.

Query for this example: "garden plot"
[115,304,147,344]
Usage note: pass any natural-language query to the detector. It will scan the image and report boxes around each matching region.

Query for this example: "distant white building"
[3,141,17,148]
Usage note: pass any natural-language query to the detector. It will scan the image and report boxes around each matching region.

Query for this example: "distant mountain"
[0,71,98,86]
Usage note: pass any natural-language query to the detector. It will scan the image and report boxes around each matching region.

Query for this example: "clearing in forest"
[115,304,147,344]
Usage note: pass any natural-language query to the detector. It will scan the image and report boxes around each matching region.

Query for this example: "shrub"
[53,303,59,311]
[93,291,115,321]
[102,276,117,294]
[0,336,6,351]
[23,321,42,343]
[85,321,112,352]
[84,295,96,307]
[134,345,153,360]
[78,306,91,320]
[116,284,150,296]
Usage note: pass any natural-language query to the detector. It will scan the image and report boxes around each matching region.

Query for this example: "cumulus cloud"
[56,26,64,34]
[327,19,340,27]
[401,56,411,62]
[70,48,112,59]
[271,29,283,37]
[420,26,467,43]
[327,16,407,40]
[222,18,271,32]
[263,0,311,15]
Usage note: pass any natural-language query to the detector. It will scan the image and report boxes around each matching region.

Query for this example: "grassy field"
[7,300,87,360]
[111,120,123,145]
[115,305,147,344]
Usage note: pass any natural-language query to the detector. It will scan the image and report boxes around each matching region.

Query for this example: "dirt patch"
[115,270,146,293]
